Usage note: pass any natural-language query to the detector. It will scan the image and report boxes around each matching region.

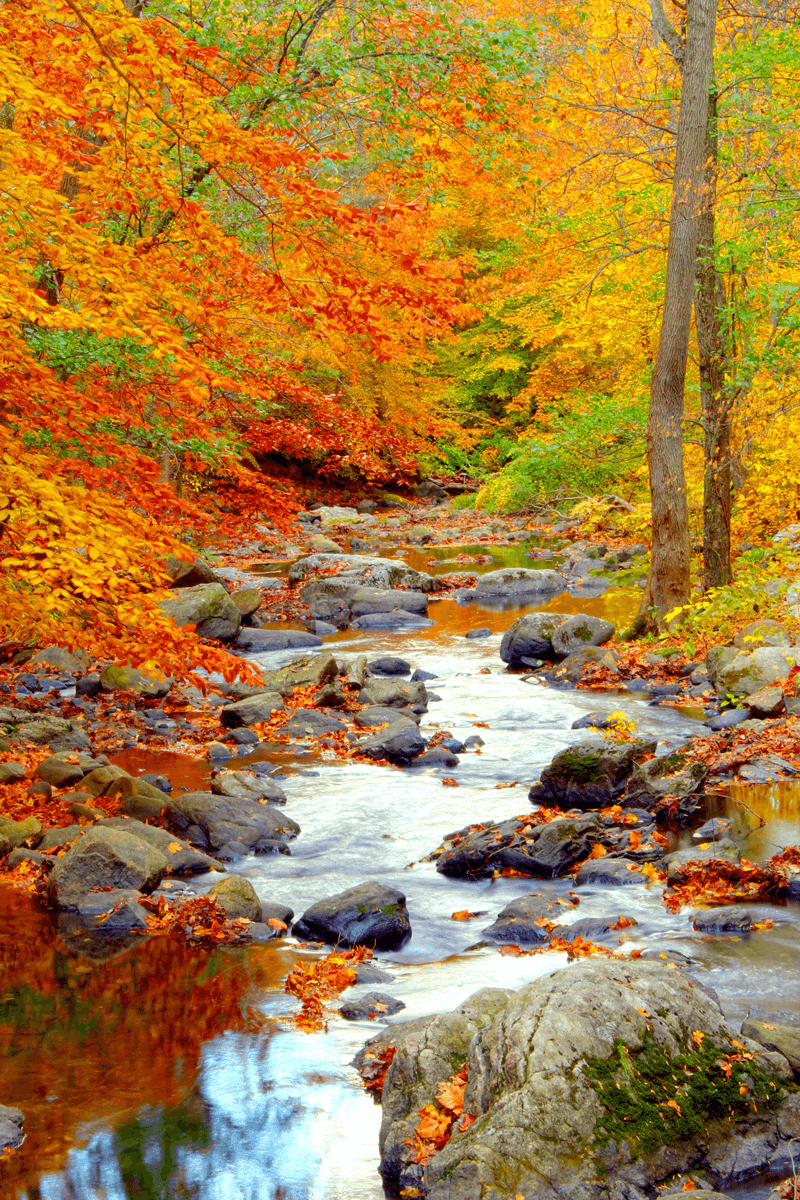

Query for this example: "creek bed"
[4,554,800,1199]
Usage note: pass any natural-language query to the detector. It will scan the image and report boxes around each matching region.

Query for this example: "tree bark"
[637,0,718,632]
[695,90,733,588]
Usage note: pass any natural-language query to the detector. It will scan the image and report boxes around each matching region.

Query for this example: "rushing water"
[5,548,800,1199]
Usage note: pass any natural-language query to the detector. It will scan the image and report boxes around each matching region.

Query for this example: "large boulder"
[625,752,707,811]
[166,791,299,851]
[482,893,573,944]
[16,715,73,746]
[530,739,656,809]
[715,646,799,700]
[742,1008,800,1073]
[254,653,338,695]
[351,610,434,629]
[474,567,564,598]
[500,613,569,664]
[292,882,411,949]
[98,664,172,696]
[550,614,614,657]
[158,583,241,639]
[48,828,169,908]
[356,719,425,764]
[734,620,793,651]
[30,646,90,673]
[218,692,285,727]
[96,817,220,875]
[373,959,793,1200]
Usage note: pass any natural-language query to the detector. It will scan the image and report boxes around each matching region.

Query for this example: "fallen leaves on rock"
[284,946,370,1032]
[404,1064,471,1166]
[359,1045,396,1098]
[663,857,789,912]
[141,893,252,948]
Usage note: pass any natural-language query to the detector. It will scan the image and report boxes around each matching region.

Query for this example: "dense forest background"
[2,0,799,670]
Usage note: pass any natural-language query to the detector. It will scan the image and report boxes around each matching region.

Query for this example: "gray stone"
[358,678,427,710]
[482,893,569,944]
[16,715,73,745]
[0,1104,24,1152]
[289,554,435,592]
[500,613,569,664]
[35,754,85,788]
[0,816,42,848]
[260,900,294,927]
[411,748,459,768]
[625,753,706,809]
[96,817,220,875]
[235,628,322,652]
[286,709,346,737]
[293,881,411,950]
[694,907,753,934]
[208,875,261,921]
[167,791,299,851]
[30,646,90,673]
[309,534,343,553]
[210,770,287,805]
[357,718,425,765]
[48,828,169,908]
[231,588,263,618]
[158,582,240,638]
[436,814,601,879]
[38,824,85,851]
[716,646,799,700]
[474,567,564,597]
[746,686,785,718]
[165,554,224,588]
[351,610,434,629]
[76,888,149,931]
[218,692,285,727]
[353,706,408,729]
[742,1009,800,1073]
[339,992,406,1020]
[530,740,656,809]
[705,708,751,731]
[551,614,614,657]
[98,664,172,696]
[366,656,412,677]
[350,587,428,617]
[734,620,792,651]
[375,959,792,1200]
[575,857,648,886]
[665,841,741,884]
[554,647,617,681]
[0,762,25,783]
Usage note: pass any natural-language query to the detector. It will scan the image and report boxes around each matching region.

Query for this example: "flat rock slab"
[293,881,411,950]
[286,709,346,737]
[167,791,299,851]
[235,629,322,651]
[211,770,287,804]
[218,693,285,727]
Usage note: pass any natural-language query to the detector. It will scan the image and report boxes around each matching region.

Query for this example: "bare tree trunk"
[636,0,718,632]
[696,91,733,588]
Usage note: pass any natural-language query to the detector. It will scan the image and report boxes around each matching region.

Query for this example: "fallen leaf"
[267,917,287,931]
[451,910,479,920]
[167,841,182,853]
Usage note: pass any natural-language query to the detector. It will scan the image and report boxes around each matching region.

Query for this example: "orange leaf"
[451,910,479,921]
[267,917,287,931]
[167,841,182,853]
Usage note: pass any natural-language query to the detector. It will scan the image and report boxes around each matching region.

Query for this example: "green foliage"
[584,1032,784,1156]
[475,395,647,511]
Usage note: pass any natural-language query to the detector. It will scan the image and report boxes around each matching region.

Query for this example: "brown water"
[4,548,800,1199]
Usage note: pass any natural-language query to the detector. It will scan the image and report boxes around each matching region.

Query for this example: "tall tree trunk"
[635,0,718,633]
[696,91,733,588]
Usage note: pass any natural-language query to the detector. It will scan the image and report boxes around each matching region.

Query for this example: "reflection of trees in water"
[0,892,285,1196]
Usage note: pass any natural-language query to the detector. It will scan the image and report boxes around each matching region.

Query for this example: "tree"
[635,0,718,631]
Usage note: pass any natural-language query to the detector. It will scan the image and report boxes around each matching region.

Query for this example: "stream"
[4,544,800,1200]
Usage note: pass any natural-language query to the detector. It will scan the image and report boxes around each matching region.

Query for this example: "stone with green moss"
[531,738,655,809]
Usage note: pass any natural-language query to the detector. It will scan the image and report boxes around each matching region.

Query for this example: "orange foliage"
[404,1064,470,1166]
[284,946,370,1032]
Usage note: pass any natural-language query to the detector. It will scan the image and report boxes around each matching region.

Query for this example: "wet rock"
[256,653,339,695]
[218,692,285,727]
[436,814,601,879]
[475,567,564,599]
[367,657,412,677]
[693,907,753,934]
[226,729,260,747]
[0,1105,25,1152]
[352,610,434,630]
[411,668,437,682]
[98,664,172,696]
[350,588,428,617]
[465,627,491,639]
[48,828,169,908]
[554,646,618,681]
[482,893,570,944]
[692,818,732,842]
[286,709,346,737]
[211,770,287,805]
[574,857,647,886]
[665,841,740,884]
[625,753,706,810]
[733,620,792,651]
[76,888,149,930]
[292,881,411,950]
[208,875,261,921]
[530,739,655,809]
[216,842,249,861]
[5,847,53,868]
[551,915,622,942]
[315,681,348,708]
[254,838,291,856]
[746,686,785,718]
[572,711,621,731]
[353,962,395,984]
[97,817,220,875]
[80,764,131,796]
[354,706,409,728]
[357,719,425,764]
[339,992,406,1020]
[207,741,232,760]
[260,901,294,927]
[375,959,792,1200]
[235,628,322,652]
[358,678,427,710]
[551,614,614,656]
[705,708,751,731]
[167,791,299,851]
[411,747,459,768]
[742,1009,800,1073]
